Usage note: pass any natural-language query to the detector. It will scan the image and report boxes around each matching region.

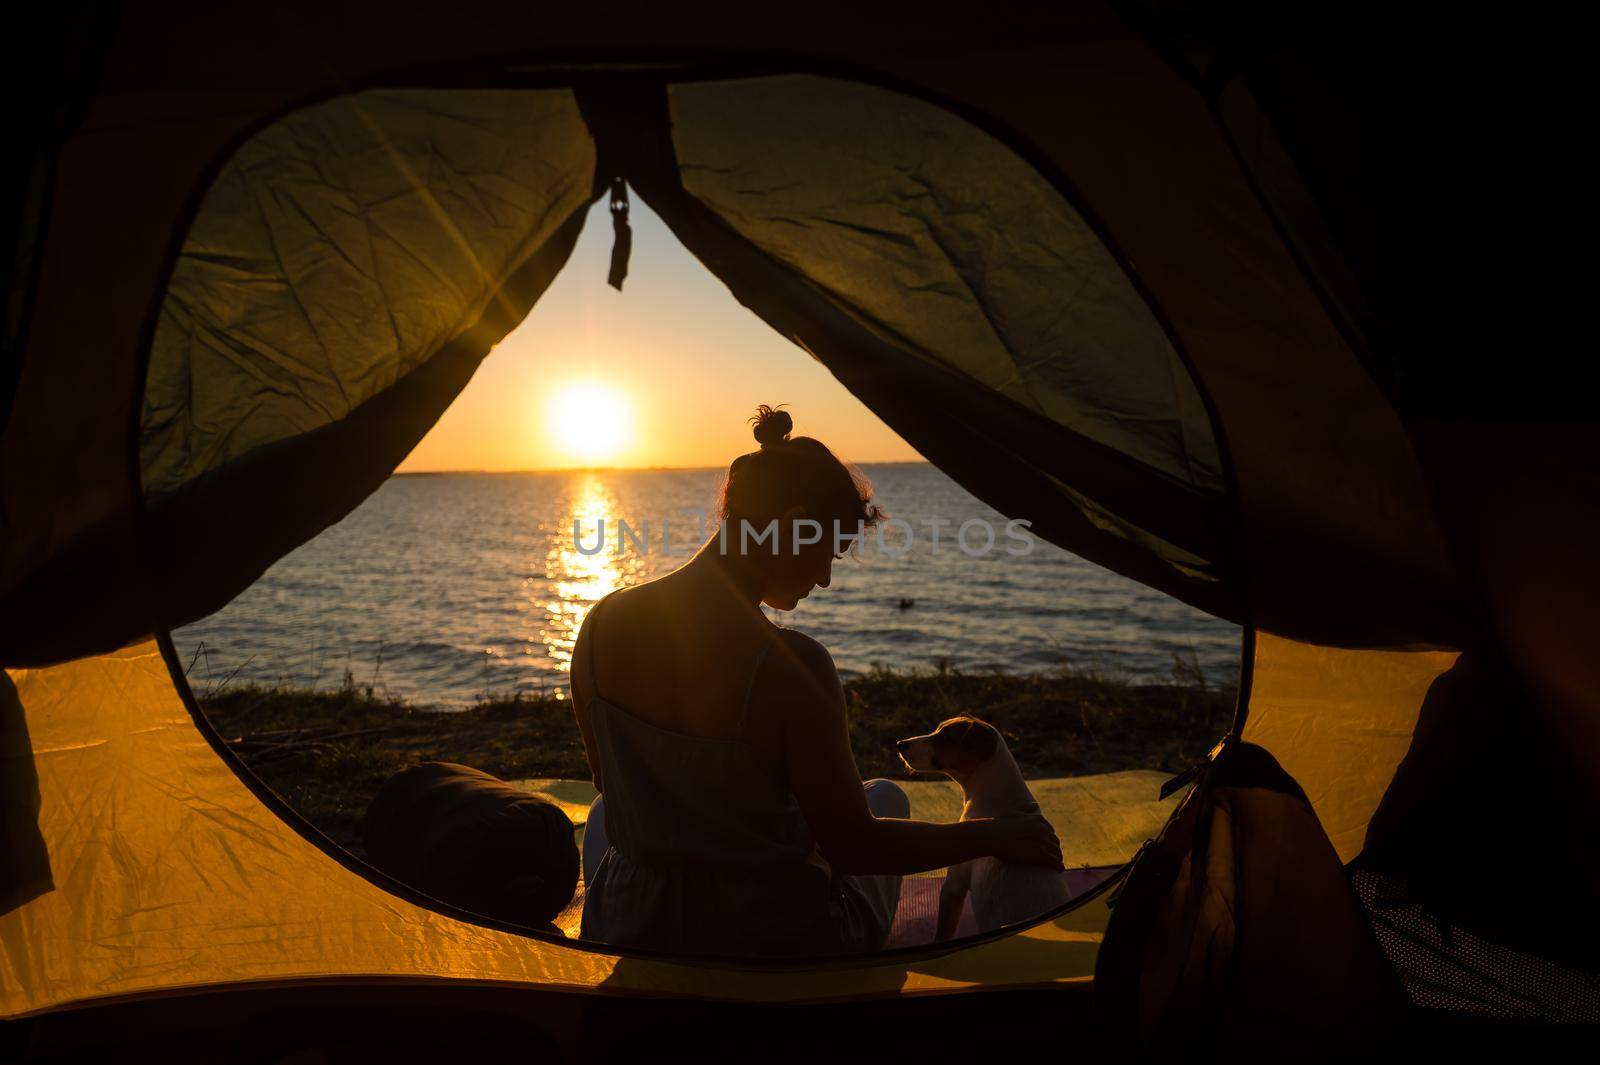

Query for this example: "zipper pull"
[607,176,632,291]
[1159,733,1234,800]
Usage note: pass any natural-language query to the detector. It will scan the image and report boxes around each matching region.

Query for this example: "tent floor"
[4,981,1586,1062]
[5,981,1103,1063]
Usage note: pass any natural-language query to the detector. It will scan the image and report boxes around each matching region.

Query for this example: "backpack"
[1095,740,1404,1048]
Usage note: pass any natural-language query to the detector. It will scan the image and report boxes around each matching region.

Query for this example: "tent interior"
[3,2,1599,1055]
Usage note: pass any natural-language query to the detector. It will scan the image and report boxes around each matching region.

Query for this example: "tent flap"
[670,75,1224,495]
[141,89,596,498]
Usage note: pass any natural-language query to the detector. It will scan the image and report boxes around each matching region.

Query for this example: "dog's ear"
[958,721,998,760]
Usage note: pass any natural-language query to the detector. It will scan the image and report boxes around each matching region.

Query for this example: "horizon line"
[395,458,932,476]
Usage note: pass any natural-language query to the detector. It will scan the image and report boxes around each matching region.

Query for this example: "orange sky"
[397,198,923,472]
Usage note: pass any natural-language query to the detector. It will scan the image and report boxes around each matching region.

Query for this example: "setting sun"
[547,382,633,464]
[395,198,920,474]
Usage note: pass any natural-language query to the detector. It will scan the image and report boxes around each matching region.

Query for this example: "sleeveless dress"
[577,596,899,957]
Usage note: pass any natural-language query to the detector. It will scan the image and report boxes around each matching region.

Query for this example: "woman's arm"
[569,608,605,793]
[772,631,1061,877]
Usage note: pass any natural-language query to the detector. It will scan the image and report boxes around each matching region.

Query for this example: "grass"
[199,664,1234,859]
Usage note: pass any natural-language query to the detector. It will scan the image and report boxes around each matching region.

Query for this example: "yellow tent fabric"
[0,643,1107,1019]
[1242,632,1458,862]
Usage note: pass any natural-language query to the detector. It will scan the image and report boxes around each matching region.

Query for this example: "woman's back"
[576,582,805,857]
[577,571,785,748]
[574,586,881,956]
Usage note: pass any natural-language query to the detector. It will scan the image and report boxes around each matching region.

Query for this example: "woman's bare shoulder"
[576,585,636,637]
[572,588,628,676]
[585,574,679,626]
[765,627,844,701]
[769,625,831,664]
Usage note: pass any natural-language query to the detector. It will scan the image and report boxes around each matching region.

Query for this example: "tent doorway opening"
[167,181,1240,955]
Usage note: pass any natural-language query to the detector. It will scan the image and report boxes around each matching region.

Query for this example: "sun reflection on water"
[538,474,643,674]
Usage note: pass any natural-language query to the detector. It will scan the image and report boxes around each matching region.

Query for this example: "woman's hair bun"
[750,404,793,448]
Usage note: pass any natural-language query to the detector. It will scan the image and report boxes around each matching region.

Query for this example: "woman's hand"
[986,812,1065,870]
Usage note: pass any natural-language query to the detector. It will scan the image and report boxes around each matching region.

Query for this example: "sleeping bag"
[363,762,579,930]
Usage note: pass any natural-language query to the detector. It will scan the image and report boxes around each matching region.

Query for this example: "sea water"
[175,464,1240,707]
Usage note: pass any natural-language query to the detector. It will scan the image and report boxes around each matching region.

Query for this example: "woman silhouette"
[571,405,1061,957]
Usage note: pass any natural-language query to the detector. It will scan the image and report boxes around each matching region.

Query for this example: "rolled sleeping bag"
[363,761,579,929]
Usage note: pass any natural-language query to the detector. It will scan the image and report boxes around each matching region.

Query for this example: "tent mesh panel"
[1351,867,1600,1023]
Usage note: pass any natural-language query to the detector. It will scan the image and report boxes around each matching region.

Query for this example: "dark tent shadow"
[1361,654,1600,970]
[0,671,51,916]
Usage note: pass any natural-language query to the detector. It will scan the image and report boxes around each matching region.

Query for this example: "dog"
[896,715,1071,940]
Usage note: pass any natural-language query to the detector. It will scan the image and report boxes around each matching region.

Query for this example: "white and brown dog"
[896,715,1071,940]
